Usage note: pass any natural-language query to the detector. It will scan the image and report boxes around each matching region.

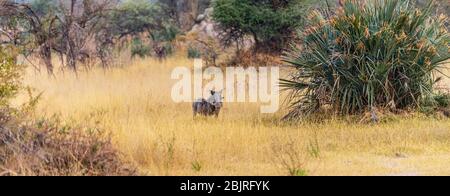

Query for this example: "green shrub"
[282,0,450,120]
[0,46,22,108]
[187,46,202,59]
[212,0,310,52]
[191,160,202,172]
[151,25,179,57]
[111,0,166,38]
[290,168,308,176]
[163,42,174,56]
[420,93,450,114]
[130,38,151,59]
[151,25,180,43]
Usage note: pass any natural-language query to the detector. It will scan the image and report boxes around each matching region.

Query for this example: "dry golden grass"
[19,57,450,176]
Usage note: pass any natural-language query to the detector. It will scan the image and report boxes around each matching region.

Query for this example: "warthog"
[193,90,224,118]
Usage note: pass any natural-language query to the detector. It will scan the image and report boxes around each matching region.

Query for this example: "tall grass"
[19,55,450,176]
[282,0,450,119]
[0,46,136,176]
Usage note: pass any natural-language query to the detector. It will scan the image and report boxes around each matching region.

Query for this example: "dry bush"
[271,137,310,176]
[225,49,282,68]
[0,110,137,176]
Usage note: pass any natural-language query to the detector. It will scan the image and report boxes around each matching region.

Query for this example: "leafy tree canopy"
[212,0,311,52]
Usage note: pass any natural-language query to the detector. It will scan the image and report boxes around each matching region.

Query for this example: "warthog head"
[207,90,224,109]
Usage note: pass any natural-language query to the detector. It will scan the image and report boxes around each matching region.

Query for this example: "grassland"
[19,56,450,176]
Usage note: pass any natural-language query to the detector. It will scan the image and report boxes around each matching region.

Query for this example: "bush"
[151,25,179,58]
[226,49,281,67]
[212,0,310,52]
[111,0,167,38]
[0,46,22,108]
[162,42,174,57]
[0,113,137,176]
[420,93,450,115]
[151,25,180,43]
[187,46,202,59]
[131,38,151,59]
[282,0,450,120]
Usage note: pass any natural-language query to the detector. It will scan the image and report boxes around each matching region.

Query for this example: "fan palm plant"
[282,0,450,120]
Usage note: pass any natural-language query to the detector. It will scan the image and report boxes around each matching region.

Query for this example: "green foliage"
[282,0,450,120]
[187,46,202,59]
[432,94,450,108]
[290,168,308,176]
[420,93,450,114]
[110,0,179,40]
[130,38,151,59]
[110,1,178,59]
[163,42,174,56]
[30,0,58,16]
[212,0,310,52]
[110,0,166,38]
[307,134,320,159]
[151,25,180,43]
[0,47,22,108]
[191,160,202,172]
[151,24,179,57]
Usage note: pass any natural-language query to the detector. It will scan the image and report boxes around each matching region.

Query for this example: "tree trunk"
[251,31,260,53]
[40,44,53,74]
